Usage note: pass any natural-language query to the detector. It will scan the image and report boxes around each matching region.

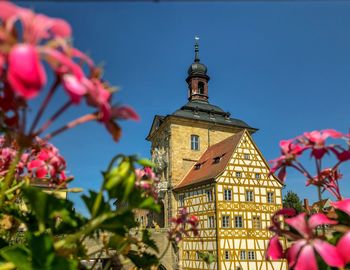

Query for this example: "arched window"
[198,82,205,95]
[191,135,200,150]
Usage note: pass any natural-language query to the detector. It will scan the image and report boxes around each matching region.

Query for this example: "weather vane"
[194,35,200,62]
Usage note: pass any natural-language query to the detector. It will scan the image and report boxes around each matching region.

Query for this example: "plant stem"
[29,77,60,135]
[35,100,72,136]
[0,149,23,206]
[158,240,171,261]
[43,113,98,141]
[4,180,25,195]
[54,211,115,250]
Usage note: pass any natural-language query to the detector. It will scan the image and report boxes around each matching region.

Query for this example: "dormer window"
[191,135,200,151]
[213,156,221,164]
[194,163,202,170]
[198,81,205,94]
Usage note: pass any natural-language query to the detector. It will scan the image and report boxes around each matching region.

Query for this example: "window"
[224,250,230,260]
[252,216,262,229]
[206,190,213,202]
[244,153,250,160]
[194,163,201,170]
[198,81,205,94]
[240,250,246,260]
[267,192,274,203]
[208,216,215,228]
[255,173,261,179]
[213,156,221,164]
[235,171,241,178]
[222,215,230,228]
[185,251,190,259]
[234,216,243,228]
[224,189,232,201]
[246,190,254,202]
[179,194,184,207]
[248,251,256,260]
[191,135,200,151]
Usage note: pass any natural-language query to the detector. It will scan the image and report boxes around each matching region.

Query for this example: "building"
[146,40,286,270]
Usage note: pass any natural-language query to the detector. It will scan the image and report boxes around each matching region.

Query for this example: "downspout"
[214,182,221,270]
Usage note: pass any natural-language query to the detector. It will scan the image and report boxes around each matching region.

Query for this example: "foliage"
[282,190,303,213]
[267,130,350,270]
[0,2,200,269]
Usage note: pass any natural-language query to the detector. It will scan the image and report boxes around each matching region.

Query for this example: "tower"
[147,38,257,228]
[147,39,286,270]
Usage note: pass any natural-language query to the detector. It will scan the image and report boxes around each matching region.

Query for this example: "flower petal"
[62,74,86,104]
[50,18,71,38]
[286,240,306,268]
[8,44,46,99]
[337,231,350,264]
[0,1,18,21]
[294,245,318,270]
[266,236,284,260]
[332,199,350,216]
[111,106,140,121]
[313,239,344,267]
[322,129,344,139]
[285,213,309,238]
[308,213,337,229]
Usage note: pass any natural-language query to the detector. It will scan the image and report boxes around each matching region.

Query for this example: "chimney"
[303,198,310,213]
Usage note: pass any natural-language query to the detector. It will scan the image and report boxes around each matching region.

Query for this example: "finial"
[194,36,200,62]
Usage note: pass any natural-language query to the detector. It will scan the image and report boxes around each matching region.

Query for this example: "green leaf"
[127,250,159,269]
[0,246,31,270]
[197,251,216,265]
[108,235,130,253]
[123,172,136,201]
[21,186,80,232]
[137,159,155,168]
[81,190,110,217]
[104,159,132,190]
[30,234,55,270]
[138,197,160,212]
[51,256,78,270]
[100,210,137,233]
[142,230,159,253]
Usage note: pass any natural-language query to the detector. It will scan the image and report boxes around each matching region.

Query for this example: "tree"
[282,190,303,213]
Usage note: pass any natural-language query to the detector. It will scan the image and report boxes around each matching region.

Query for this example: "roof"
[146,101,257,141]
[311,199,332,210]
[174,130,245,190]
[172,100,257,131]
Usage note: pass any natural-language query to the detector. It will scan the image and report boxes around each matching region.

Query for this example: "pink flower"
[270,139,306,182]
[8,44,46,99]
[0,1,18,22]
[62,74,87,104]
[0,54,4,78]
[86,78,111,122]
[15,8,71,44]
[266,235,283,260]
[337,231,350,264]
[284,213,343,269]
[27,159,48,179]
[168,207,200,243]
[332,199,350,216]
[110,106,140,121]
[302,129,344,160]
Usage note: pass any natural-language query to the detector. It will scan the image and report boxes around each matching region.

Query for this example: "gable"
[174,130,245,191]
[218,131,283,188]
[146,115,165,141]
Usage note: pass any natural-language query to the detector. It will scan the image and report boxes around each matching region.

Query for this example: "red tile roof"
[174,130,245,190]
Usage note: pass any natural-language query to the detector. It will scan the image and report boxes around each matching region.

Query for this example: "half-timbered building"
[146,39,287,270]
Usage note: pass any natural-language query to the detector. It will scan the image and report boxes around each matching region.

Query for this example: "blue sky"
[17,0,350,215]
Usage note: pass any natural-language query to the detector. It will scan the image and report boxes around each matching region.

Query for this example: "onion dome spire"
[186,36,210,102]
